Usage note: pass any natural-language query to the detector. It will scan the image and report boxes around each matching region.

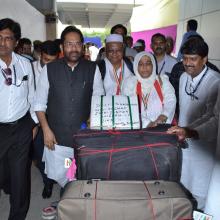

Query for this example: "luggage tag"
[64,158,72,168]
[193,210,213,220]
[65,158,77,181]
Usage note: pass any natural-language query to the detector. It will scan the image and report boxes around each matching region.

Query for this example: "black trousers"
[0,113,33,220]
[32,127,54,186]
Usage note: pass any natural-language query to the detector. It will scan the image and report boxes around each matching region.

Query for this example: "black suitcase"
[74,125,182,181]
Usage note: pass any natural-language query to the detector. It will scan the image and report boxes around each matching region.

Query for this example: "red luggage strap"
[78,143,172,156]
[93,180,193,220]
[94,181,98,220]
[74,129,172,137]
[143,182,156,220]
[79,142,172,180]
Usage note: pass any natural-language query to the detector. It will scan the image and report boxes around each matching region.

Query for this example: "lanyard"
[185,67,208,100]
[136,82,151,110]
[1,65,16,84]
[113,62,124,95]
[136,80,164,110]
[158,61,165,75]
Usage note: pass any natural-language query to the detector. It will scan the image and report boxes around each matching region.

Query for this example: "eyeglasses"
[64,41,82,48]
[1,66,28,87]
[1,68,12,85]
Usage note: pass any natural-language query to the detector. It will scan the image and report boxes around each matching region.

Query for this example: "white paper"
[193,211,213,220]
[90,95,140,130]
[42,144,74,187]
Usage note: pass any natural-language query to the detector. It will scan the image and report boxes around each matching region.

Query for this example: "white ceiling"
[57,1,145,28]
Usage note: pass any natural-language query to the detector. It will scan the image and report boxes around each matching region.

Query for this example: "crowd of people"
[0,17,220,220]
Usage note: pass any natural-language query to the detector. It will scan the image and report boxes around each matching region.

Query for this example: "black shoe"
[3,184,10,195]
[42,182,53,199]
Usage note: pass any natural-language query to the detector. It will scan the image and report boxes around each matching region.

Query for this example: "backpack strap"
[124,56,134,74]
[97,57,134,80]
[97,59,106,80]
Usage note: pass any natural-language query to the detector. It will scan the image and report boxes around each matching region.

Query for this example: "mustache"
[184,65,195,68]
[155,47,163,50]
[69,51,80,55]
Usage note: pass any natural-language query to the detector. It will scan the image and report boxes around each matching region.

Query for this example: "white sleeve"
[27,61,38,123]
[161,75,176,122]
[92,66,105,96]
[121,76,137,96]
[34,65,49,112]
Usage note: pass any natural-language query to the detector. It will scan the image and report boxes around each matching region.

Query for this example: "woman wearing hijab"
[122,51,176,128]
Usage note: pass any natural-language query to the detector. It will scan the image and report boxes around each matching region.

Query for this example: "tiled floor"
[0,165,60,220]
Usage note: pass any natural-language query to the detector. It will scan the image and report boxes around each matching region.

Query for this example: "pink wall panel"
[131,24,177,52]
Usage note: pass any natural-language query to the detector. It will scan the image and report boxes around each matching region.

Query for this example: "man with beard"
[177,37,220,210]
[34,26,104,219]
[151,33,177,77]
[34,25,104,178]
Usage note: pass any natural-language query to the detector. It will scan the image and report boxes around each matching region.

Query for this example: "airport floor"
[0,165,60,220]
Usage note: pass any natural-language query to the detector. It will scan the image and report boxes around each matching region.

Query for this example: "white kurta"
[123,74,176,127]
[122,51,176,128]
[32,60,42,85]
[103,58,134,95]
[179,66,220,209]
[195,85,220,219]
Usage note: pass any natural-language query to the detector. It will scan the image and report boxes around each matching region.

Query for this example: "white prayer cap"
[106,34,123,43]
[133,42,143,47]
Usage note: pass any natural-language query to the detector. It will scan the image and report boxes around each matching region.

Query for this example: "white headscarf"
[133,51,157,94]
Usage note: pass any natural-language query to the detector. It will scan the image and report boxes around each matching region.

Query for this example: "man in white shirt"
[32,40,60,85]
[32,40,60,199]
[168,84,220,219]
[100,34,134,95]
[177,37,220,210]
[15,37,34,61]
[151,33,177,77]
[0,18,36,220]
